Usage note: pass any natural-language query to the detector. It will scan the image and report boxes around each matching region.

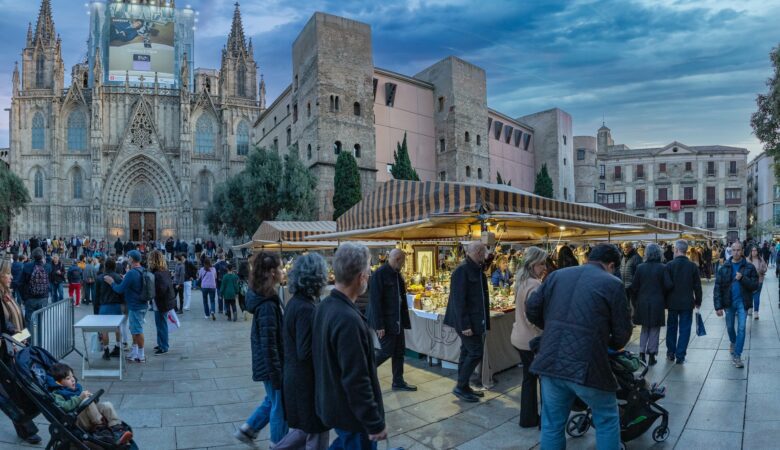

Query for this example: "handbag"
[166,309,181,332]
[695,310,706,336]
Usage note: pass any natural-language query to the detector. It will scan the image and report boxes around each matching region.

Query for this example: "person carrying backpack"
[21,248,50,329]
[67,263,84,307]
[103,250,151,363]
[149,251,176,355]
[214,254,229,315]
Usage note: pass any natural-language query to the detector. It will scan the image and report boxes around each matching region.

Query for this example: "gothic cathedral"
[8,0,263,241]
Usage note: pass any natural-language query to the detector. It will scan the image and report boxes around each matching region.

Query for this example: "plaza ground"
[2,275,780,449]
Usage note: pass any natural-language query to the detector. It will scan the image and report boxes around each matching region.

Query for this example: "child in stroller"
[48,363,133,446]
[566,350,670,448]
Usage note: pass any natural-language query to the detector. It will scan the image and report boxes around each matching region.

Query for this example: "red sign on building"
[670,200,681,211]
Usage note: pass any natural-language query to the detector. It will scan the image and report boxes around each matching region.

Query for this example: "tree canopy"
[205,146,317,239]
[751,46,780,180]
[390,133,419,181]
[534,164,554,198]
[333,151,362,220]
[0,163,30,230]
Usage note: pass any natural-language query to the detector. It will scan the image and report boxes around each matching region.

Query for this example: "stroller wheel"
[565,413,590,438]
[619,442,626,450]
[652,425,670,442]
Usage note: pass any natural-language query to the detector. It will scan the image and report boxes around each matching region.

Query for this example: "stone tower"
[415,57,490,183]
[219,2,258,102]
[292,13,376,220]
[21,0,64,93]
[597,123,613,153]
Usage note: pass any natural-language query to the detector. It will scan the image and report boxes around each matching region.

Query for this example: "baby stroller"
[565,350,669,449]
[0,334,138,450]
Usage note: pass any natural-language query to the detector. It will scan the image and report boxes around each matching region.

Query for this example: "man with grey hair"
[620,242,642,319]
[313,243,387,448]
[444,241,490,403]
[368,249,416,391]
[663,239,702,364]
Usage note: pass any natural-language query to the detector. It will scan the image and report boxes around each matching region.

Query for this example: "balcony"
[706,198,717,206]
[729,222,738,229]
[655,199,698,207]
[729,170,738,177]
[634,202,646,210]
[725,198,742,206]
[614,173,622,181]
[706,222,716,229]
[600,202,626,210]
[707,170,717,177]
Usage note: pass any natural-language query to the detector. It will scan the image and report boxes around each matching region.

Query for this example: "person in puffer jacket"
[234,252,288,448]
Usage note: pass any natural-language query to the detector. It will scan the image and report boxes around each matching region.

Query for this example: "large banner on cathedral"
[108,4,175,85]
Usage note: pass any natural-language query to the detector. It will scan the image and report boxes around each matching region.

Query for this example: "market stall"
[313,180,691,388]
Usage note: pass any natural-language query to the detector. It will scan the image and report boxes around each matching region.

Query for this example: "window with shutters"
[635,189,645,209]
[706,211,716,229]
[685,161,692,172]
[707,161,715,176]
[636,164,644,179]
[683,186,694,200]
[614,166,622,180]
[684,211,693,226]
[577,149,586,160]
[706,186,716,205]
[659,163,667,173]
[658,187,668,201]
[728,210,737,228]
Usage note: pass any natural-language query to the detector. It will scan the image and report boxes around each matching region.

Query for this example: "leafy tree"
[496,171,512,186]
[751,46,780,180]
[333,151,362,220]
[390,133,419,181]
[277,146,318,221]
[0,163,30,229]
[534,164,554,198]
[748,219,777,241]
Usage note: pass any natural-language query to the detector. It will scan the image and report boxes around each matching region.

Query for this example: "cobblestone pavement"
[2,274,779,449]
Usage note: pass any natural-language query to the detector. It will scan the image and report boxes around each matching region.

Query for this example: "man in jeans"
[526,244,632,450]
[714,241,759,368]
[664,240,703,364]
[444,242,491,403]
[48,254,66,303]
[20,248,50,329]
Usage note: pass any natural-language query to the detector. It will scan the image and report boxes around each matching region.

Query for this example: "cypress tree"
[333,151,362,219]
[390,133,419,181]
[534,164,554,198]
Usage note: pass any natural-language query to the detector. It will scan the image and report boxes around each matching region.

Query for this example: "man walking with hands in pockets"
[714,241,758,368]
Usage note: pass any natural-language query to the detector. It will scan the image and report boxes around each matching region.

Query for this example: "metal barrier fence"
[30,299,82,360]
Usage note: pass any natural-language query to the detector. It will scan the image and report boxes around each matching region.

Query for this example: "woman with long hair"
[235,252,289,447]
[747,246,767,320]
[556,244,579,269]
[0,259,24,335]
[510,246,548,428]
[149,251,176,355]
[198,257,218,320]
[630,243,666,365]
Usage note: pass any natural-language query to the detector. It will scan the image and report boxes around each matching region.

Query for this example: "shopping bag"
[89,333,103,353]
[166,309,181,332]
[695,310,706,336]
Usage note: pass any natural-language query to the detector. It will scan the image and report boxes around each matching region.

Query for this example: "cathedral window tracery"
[196,114,216,154]
[34,169,44,198]
[32,112,45,150]
[129,106,154,148]
[67,110,87,151]
[72,167,83,199]
[236,121,249,156]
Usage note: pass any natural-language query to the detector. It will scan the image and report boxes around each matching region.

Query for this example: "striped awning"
[336,181,684,235]
[251,221,337,243]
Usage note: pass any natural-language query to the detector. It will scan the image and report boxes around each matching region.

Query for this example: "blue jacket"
[110,266,145,310]
[10,261,24,290]
[66,266,83,284]
[21,260,50,301]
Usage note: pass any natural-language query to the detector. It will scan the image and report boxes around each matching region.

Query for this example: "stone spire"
[12,62,19,97]
[26,23,32,47]
[226,2,247,57]
[259,74,266,109]
[33,0,56,47]
[93,47,102,86]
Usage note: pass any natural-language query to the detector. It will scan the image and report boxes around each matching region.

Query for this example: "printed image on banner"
[108,4,175,85]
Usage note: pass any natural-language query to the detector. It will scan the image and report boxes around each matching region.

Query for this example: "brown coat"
[510,277,542,351]
[747,256,767,283]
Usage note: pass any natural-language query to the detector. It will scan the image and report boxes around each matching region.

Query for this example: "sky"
[1,0,779,158]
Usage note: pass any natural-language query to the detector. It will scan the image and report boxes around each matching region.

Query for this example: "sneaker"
[154,348,168,355]
[205,315,210,320]
[102,348,111,361]
[153,346,160,350]
[110,346,121,357]
[134,357,147,363]
[234,423,258,448]
[666,353,675,362]
[733,357,745,368]
[125,353,136,361]
[755,313,759,320]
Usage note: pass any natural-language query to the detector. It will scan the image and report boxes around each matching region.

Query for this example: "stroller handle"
[75,389,105,416]
[1,333,27,348]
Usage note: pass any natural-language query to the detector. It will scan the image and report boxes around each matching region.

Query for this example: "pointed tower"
[219,2,258,101]
[259,74,266,109]
[12,62,20,97]
[21,0,64,91]
[597,123,613,153]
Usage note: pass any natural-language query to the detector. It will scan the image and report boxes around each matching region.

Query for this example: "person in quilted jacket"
[234,252,288,447]
[526,243,632,450]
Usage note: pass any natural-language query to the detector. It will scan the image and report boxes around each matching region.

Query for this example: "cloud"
[0,0,777,156]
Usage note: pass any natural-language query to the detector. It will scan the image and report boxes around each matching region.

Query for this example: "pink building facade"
[487,109,535,192]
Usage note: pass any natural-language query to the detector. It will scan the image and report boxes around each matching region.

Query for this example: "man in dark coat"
[313,243,387,448]
[663,240,703,364]
[526,243,631,450]
[620,242,642,316]
[114,238,123,256]
[714,241,759,368]
[368,249,415,391]
[444,242,490,403]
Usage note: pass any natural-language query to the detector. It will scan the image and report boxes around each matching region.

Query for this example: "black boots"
[648,353,657,366]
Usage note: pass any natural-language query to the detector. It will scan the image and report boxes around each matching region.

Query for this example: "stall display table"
[74,315,126,380]
[404,308,521,388]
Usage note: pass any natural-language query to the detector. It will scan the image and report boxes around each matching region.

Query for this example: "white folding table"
[74,315,126,380]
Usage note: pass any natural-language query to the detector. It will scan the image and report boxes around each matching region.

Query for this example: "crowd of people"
[1,233,777,449]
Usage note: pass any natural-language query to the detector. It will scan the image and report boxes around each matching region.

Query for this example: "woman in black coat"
[277,253,330,449]
[630,243,667,365]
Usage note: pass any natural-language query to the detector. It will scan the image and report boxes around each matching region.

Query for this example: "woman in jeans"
[747,246,767,320]
[234,252,288,447]
[149,251,176,354]
[510,246,548,428]
[198,258,217,321]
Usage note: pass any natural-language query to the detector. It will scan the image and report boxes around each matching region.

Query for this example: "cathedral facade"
[8,0,262,241]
